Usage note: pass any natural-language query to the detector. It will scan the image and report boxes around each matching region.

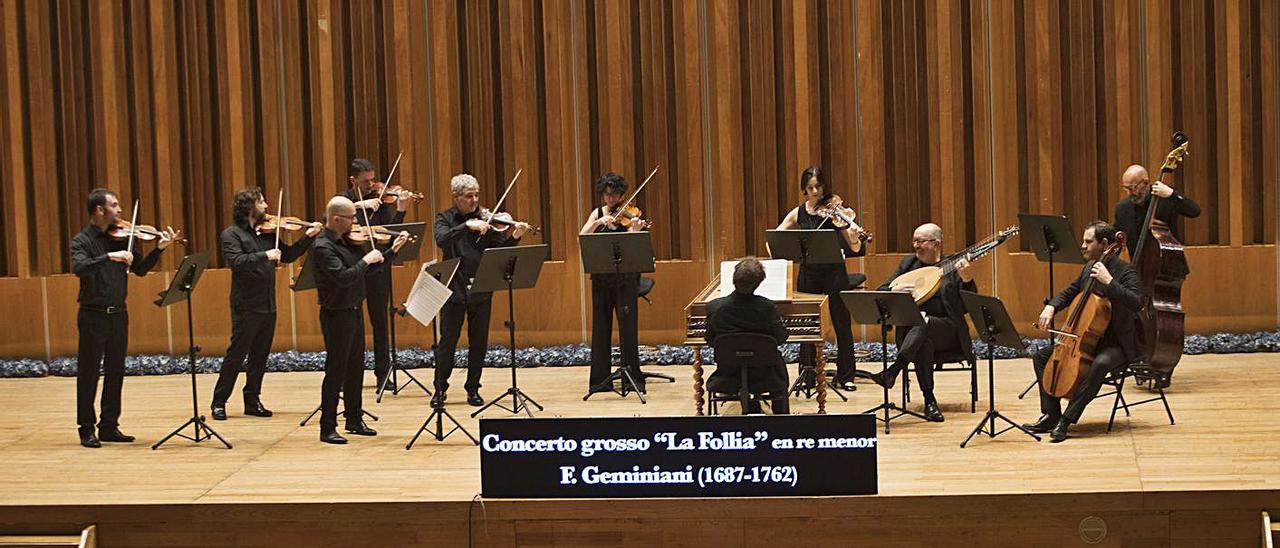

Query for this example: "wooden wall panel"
[0,0,1274,358]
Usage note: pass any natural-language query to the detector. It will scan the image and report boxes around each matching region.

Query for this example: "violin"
[376,182,425,204]
[604,203,650,228]
[814,194,872,242]
[478,208,541,234]
[108,220,186,245]
[258,214,320,234]
[346,224,420,244]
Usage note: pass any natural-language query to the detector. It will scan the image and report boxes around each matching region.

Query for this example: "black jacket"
[1114,193,1200,258]
[704,290,789,395]
[220,222,314,314]
[878,255,978,360]
[70,224,165,308]
[311,229,396,310]
[433,206,521,304]
[1047,254,1144,361]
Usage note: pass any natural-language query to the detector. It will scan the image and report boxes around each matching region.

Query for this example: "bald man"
[869,223,976,422]
[311,196,408,444]
[1114,164,1200,259]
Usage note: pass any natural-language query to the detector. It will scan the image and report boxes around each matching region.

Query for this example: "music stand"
[766,229,856,399]
[293,251,378,426]
[1016,213,1083,399]
[376,222,431,400]
[470,244,550,418]
[406,258,478,447]
[959,291,1041,447]
[842,290,925,434]
[579,231,657,403]
[152,252,231,450]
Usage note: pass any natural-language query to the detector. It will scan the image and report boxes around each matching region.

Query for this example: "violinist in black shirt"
[70,188,179,448]
[210,187,320,421]
[430,173,529,408]
[1114,164,1201,259]
[312,196,408,445]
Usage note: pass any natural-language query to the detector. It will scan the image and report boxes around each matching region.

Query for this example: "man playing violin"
[70,188,179,448]
[431,173,530,407]
[210,187,322,421]
[581,171,650,394]
[312,197,409,444]
[1114,164,1200,259]
[1023,221,1143,443]
[340,158,417,392]
[868,223,975,423]
[775,166,867,390]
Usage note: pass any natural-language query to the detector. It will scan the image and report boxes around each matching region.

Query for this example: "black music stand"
[152,252,232,450]
[293,252,378,426]
[959,291,1041,447]
[579,231,658,403]
[766,229,854,401]
[470,244,550,418]
[1016,213,1084,399]
[406,258,478,447]
[376,222,431,401]
[843,290,925,433]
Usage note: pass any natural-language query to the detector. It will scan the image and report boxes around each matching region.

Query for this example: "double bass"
[1040,238,1127,398]
[1132,133,1191,381]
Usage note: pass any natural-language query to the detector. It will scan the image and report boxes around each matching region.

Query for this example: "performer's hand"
[1090,261,1113,285]
[465,218,490,235]
[108,251,133,266]
[356,198,382,211]
[1036,305,1056,330]
[158,226,180,250]
[955,258,973,282]
[395,190,411,212]
[1151,181,1174,198]
[265,249,282,262]
[512,222,530,239]
[305,222,323,237]
[893,283,915,294]
[598,215,618,229]
[362,249,385,265]
[627,219,648,232]
[391,231,410,252]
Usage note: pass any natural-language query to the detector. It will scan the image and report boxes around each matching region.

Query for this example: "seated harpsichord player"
[704,258,791,415]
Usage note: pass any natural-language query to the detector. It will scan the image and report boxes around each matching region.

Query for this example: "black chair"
[707,333,787,416]
[900,348,978,412]
[1100,361,1175,433]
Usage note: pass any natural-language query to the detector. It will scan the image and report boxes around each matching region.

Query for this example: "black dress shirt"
[70,224,165,308]
[1047,254,1144,361]
[878,255,979,359]
[311,229,395,310]
[433,206,520,303]
[1114,193,1201,258]
[221,221,315,314]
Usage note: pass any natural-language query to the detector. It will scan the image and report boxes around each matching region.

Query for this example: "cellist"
[1023,221,1143,443]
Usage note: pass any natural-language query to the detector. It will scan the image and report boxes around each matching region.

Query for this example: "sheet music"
[404,261,453,327]
[718,258,789,301]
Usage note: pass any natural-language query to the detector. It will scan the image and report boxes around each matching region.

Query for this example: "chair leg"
[1107,375,1127,433]
[1158,387,1175,425]
[902,368,911,404]
[969,360,978,413]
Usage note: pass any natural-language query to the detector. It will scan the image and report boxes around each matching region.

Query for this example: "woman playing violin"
[580,172,649,395]
[774,165,867,390]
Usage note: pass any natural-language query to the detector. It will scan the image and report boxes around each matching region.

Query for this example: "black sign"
[479,414,877,498]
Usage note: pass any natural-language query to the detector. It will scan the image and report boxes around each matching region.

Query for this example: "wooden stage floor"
[1,353,1278,546]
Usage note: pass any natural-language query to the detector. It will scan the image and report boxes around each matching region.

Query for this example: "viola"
[814,194,872,242]
[258,214,320,234]
[478,208,541,234]
[346,224,419,244]
[604,203,649,229]
[376,183,425,204]
[108,220,186,245]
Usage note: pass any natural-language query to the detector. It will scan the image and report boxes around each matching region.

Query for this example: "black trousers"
[319,308,365,430]
[76,309,129,429]
[885,316,961,404]
[212,310,275,406]
[798,290,856,381]
[1032,344,1128,423]
[589,275,640,387]
[434,298,492,393]
[365,268,391,380]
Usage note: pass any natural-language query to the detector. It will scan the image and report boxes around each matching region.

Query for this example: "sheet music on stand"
[404,260,454,328]
[717,258,789,300]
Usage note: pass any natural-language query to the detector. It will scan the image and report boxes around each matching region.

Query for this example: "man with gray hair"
[431,173,531,408]
[703,257,790,414]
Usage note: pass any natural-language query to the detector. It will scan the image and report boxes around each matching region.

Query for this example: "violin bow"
[617,165,658,216]
[380,150,404,199]
[353,185,379,252]
[126,200,140,256]
[274,189,284,251]
[477,168,523,243]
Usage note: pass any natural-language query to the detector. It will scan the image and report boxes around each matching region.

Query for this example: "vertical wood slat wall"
[0,0,1275,359]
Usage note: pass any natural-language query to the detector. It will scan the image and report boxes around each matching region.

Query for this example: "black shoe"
[211,404,227,421]
[98,427,135,443]
[345,421,377,436]
[320,429,348,444]
[923,402,944,423]
[1050,418,1071,443]
[1022,414,1059,434]
[431,391,447,407]
[378,376,397,392]
[244,400,273,418]
[466,390,484,406]
[869,369,898,390]
[78,428,101,449]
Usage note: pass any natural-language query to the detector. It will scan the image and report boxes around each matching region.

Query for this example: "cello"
[1040,238,1127,399]
[1131,133,1191,381]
